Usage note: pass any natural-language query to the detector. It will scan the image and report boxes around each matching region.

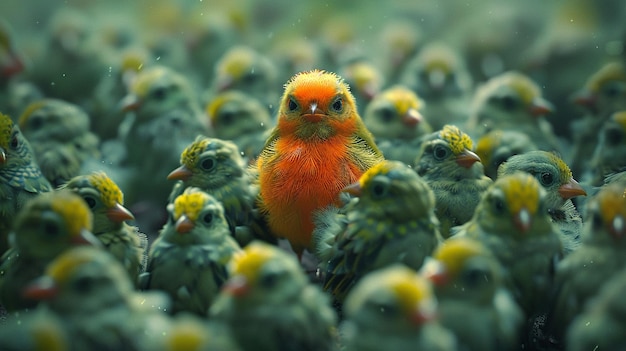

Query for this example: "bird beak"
[342,182,362,197]
[22,276,58,301]
[223,275,249,297]
[362,84,377,101]
[558,178,586,200]
[167,165,193,181]
[611,215,625,239]
[1,51,24,78]
[514,208,532,233]
[106,203,135,223]
[175,215,195,234]
[529,97,554,117]
[72,228,102,247]
[455,150,481,169]
[421,259,448,287]
[303,102,324,123]
[409,307,435,326]
[0,147,6,165]
[572,89,596,110]
[120,93,141,112]
[217,76,234,92]
[402,108,423,127]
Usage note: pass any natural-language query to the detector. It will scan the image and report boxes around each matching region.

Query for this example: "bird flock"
[1,0,626,350]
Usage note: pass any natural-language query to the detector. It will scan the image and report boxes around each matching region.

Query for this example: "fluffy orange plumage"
[256,70,383,257]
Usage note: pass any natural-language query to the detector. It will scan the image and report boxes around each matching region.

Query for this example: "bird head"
[476,130,538,179]
[168,136,244,188]
[573,62,626,115]
[121,66,191,117]
[277,69,360,140]
[223,241,305,303]
[587,181,626,241]
[345,265,438,331]
[18,99,91,141]
[206,91,271,138]
[168,187,229,241]
[342,61,383,101]
[0,22,24,80]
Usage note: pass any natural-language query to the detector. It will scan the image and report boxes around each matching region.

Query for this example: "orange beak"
[120,94,141,112]
[572,89,596,110]
[167,165,193,181]
[342,182,362,197]
[106,203,135,223]
[402,108,423,127]
[409,307,435,326]
[456,150,481,169]
[514,208,532,233]
[223,275,249,297]
[529,97,554,117]
[71,229,102,247]
[558,178,586,200]
[22,276,58,301]
[175,215,195,234]
[422,260,448,287]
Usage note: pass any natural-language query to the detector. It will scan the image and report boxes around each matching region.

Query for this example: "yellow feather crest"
[88,172,123,208]
[475,131,503,167]
[173,189,210,222]
[587,62,626,92]
[218,46,255,79]
[439,125,473,155]
[206,92,233,123]
[433,238,488,278]
[17,100,46,129]
[50,191,93,238]
[498,172,540,215]
[545,152,573,184]
[500,72,539,105]
[167,319,207,351]
[132,67,168,97]
[596,182,626,231]
[0,112,13,149]
[46,247,95,285]
[359,160,393,187]
[285,69,348,93]
[181,137,210,169]
[382,86,421,116]
[384,268,434,314]
[612,111,626,132]
[346,62,380,90]
[229,242,275,282]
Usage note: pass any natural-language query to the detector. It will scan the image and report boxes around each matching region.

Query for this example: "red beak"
[71,229,102,247]
[106,203,135,223]
[167,165,193,181]
[22,276,58,301]
[120,94,141,112]
[558,178,586,200]
[572,89,596,110]
[456,150,481,169]
[223,275,249,297]
[529,97,554,117]
[175,215,195,234]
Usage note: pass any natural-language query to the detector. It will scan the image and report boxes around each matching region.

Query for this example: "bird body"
[256,69,383,256]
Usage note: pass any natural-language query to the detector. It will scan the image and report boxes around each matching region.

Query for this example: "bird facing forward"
[255,69,384,257]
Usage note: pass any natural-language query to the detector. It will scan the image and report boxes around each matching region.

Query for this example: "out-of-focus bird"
[453,172,563,318]
[0,308,68,351]
[340,60,384,114]
[210,45,278,111]
[205,91,273,161]
[209,241,338,351]
[547,180,626,345]
[0,112,52,254]
[18,99,101,187]
[566,267,626,351]
[498,151,587,254]
[255,69,384,258]
[585,111,626,187]
[0,20,25,88]
[569,62,626,177]
[475,129,539,180]
[414,124,492,238]
[23,246,172,351]
[119,64,210,217]
[0,190,98,312]
[400,42,472,131]
[422,237,523,351]
[341,264,457,351]
[363,85,432,165]
[167,136,273,246]
[142,188,242,315]
[60,171,148,282]
[376,20,422,84]
[467,71,561,152]
[315,160,442,306]
[148,313,242,351]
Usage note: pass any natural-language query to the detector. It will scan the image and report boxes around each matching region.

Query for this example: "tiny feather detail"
[0,113,12,149]
[181,137,210,169]
[174,191,209,222]
[439,125,473,155]
[88,172,124,208]
[500,173,540,216]
[433,238,488,278]
[229,242,274,282]
[50,192,93,238]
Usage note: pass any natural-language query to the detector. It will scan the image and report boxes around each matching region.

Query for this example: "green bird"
[0,190,98,312]
[142,187,242,316]
[315,160,442,307]
[414,124,493,238]
[209,241,338,351]
[422,237,524,351]
[0,112,52,254]
[22,246,172,351]
[453,172,563,318]
[167,136,274,246]
[547,180,626,346]
[0,308,68,351]
[60,171,148,282]
[475,129,538,180]
[18,99,101,187]
[498,151,587,254]
[147,313,242,351]
[586,111,626,187]
[341,264,457,351]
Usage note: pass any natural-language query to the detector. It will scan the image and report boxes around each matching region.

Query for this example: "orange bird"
[256,70,384,257]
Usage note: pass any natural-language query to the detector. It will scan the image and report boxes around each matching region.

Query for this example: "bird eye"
[605,127,623,145]
[331,97,343,112]
[202,213,213,225]
[152,87,167,101]
[603,84,621,98]
[500,95,517,111]
[465,267,489,287]
[433,145,450,160]
[374,302,397,316]
[29,115,43,130]
[371,183,388,198]
[200,157,216,171]
[220,111,234,125]
[260,271,279,288]
[379,106,394,122]
[44,222,59,237]
[83,195,97,209]
[492,197,505,214]
[9,135,18,149]
[539,172,554,186]
[73,276,94,294]
[288,97,298,112]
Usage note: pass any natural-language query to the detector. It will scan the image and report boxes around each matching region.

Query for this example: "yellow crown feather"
[218,46,255,79]
[359,160,393,187]
[88,172,123,208]
[433,238,488,278]
[173,190,209,222]
[229,242,275,281]
[132,67,168,97]
[545,152,573,184]
[498,172,540,215]
[382,86,421,116]
[50,191,93,239]
[181,137,210,169]
[0,113,13,149]
[439,125,473,155]
[46,247,95,285]
[501,72,540,105]
[612,111,626,132]
[384,269,435,314]
[587,62,626,92]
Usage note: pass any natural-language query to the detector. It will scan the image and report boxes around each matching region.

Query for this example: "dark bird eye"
[540,172,554,186]
[152,87,167,101]
[220,111,234,125]
[465,268,489,287]
[606,127,623,145]
[379,107,394,122]
[501,95,517,111]
[200,157,216,171]
[372,183,387,198]
[433,145,449,160]
[331,97,343,112]
[288,97,298,111]
[202,213,213,224]
[44,222,59,237]
[83,196,97,209]
[260,272,279,288]
[74,276,94,293]
[29,116,43,130]
[604,84,621,98]
[492,197,505,214]
[9,135,18,149]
